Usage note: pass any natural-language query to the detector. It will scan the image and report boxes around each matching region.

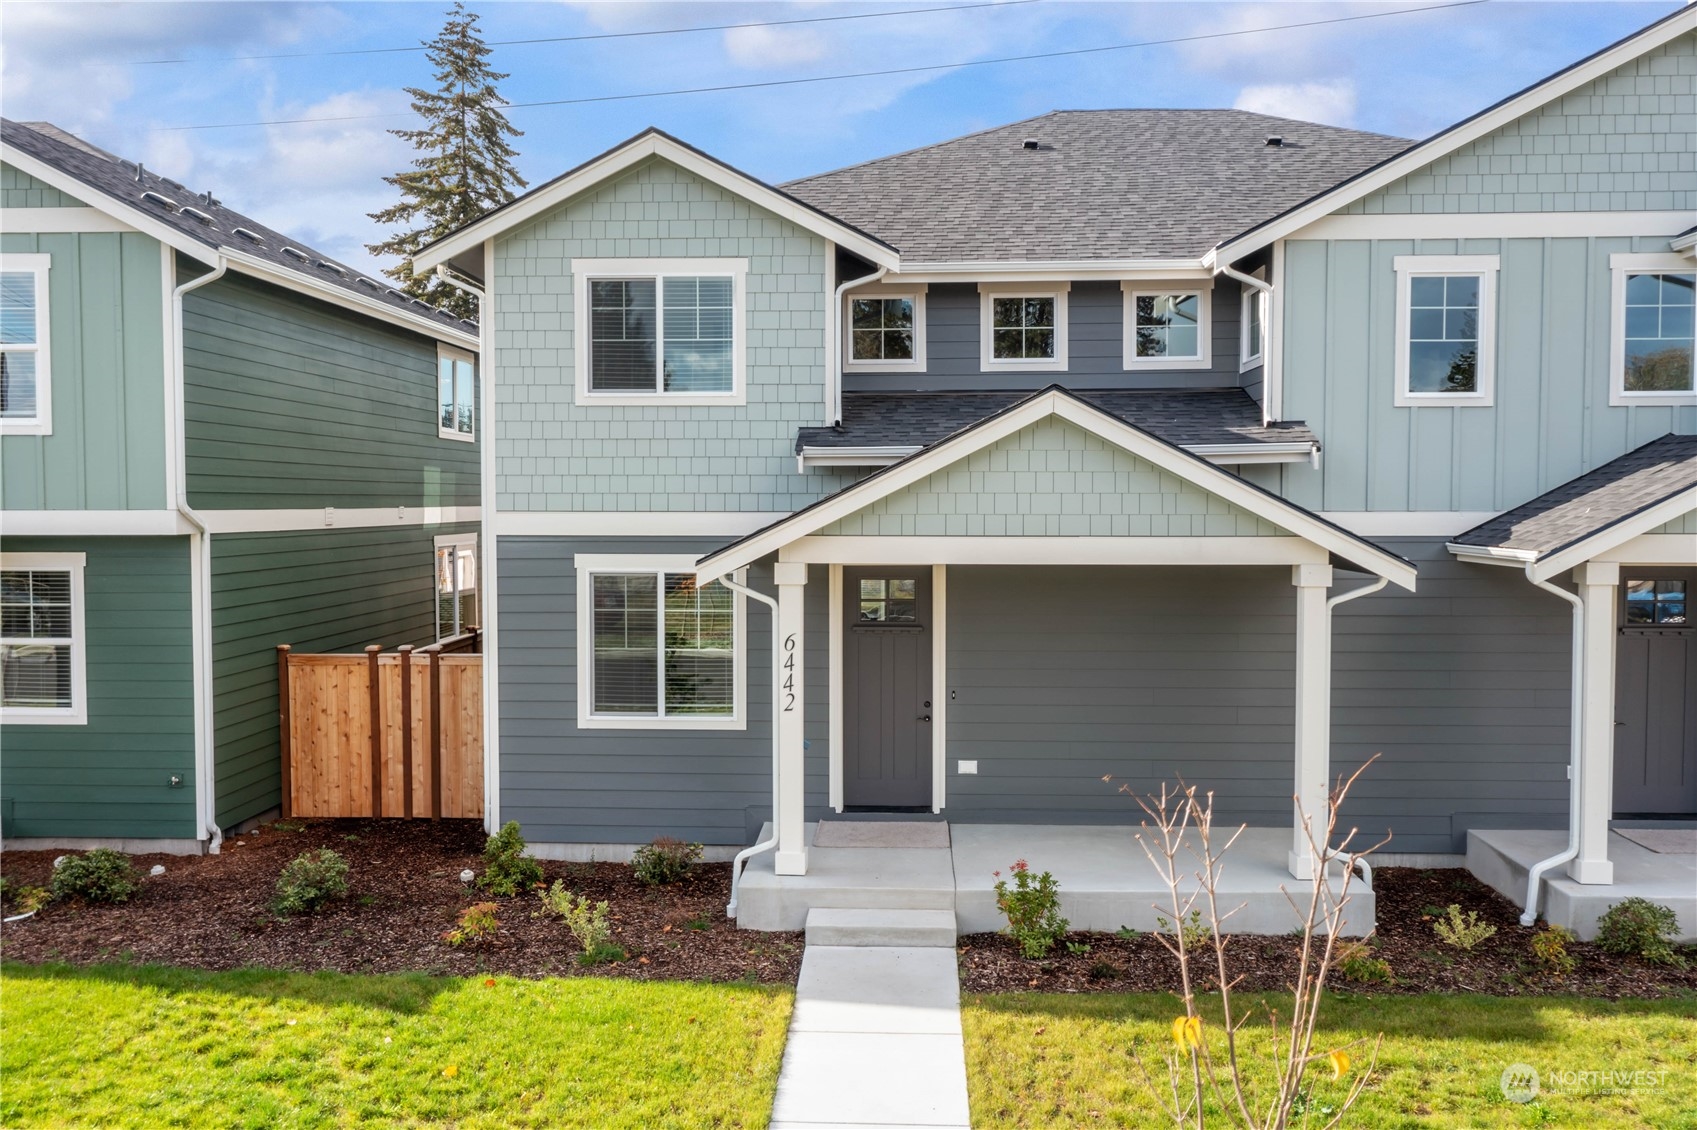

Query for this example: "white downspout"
[828,265,888,426]
[1217,262,1275,426]
[1328,575,1388,887]
[1520,567,1585,927]
[717,571,779,919]
[171,257,228,854]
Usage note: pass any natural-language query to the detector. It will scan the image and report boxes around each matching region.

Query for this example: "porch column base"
[1568,857,1615,885]
[1287,850,1315,882]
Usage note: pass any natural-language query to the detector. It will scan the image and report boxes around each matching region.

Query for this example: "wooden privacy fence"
[278,642,483,820]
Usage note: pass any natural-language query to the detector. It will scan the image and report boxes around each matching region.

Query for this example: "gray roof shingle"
[782,110,1411,261]
[3,119,471,336]
[796,388,1315,454]
[1451,434,1697,558]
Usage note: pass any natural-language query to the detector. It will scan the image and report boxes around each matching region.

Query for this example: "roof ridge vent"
[315,259,346,276]
[1021,138,1040,150]
[232,227,265,244]
[139,190,178,210]
[356,276,382,290]
[179,206,216,226]
[1265,135,1284,147]
[280,246,310,261]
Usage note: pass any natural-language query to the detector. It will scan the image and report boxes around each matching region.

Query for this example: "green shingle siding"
[821,418,1288,537]
[0,231,166,511]
[1344,32,1696,215]
[1,162,86,208]
[182,270,478,511]
[0,537,195,840]
[211,523,476,827]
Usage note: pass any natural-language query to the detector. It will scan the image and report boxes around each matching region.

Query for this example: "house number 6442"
[782,633,797,712]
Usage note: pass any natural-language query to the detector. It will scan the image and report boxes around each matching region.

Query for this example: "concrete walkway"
[770,946,971,1130]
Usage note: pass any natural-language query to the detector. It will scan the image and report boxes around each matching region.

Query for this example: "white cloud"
[723,24,828,69]
[1233,79,1357,128]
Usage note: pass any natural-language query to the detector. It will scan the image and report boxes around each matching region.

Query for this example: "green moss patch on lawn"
[963,991,1697,1129]
[1,962,791,1129]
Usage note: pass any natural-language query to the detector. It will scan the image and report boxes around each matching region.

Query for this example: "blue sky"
[2,1,1680,276]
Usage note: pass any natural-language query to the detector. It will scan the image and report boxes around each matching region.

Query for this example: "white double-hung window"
[1,254,51,435]
[437,345,475,441]
[0,553,86,724]
[574,259,747,405]
[1393,255,1498,407]
[575,554,745,730]
[1610,253,1695,407]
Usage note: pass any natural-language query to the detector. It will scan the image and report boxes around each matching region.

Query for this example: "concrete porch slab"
[1467,828,1697,942]
[735,823,957,931]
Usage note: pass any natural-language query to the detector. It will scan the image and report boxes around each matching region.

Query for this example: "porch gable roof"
[695,386,1417,589]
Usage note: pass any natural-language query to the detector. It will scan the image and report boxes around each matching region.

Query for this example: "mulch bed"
[959,867,1697,999]
[0,819,802,984]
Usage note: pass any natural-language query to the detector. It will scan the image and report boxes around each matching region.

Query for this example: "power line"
[108,0,1038,66]
[155,0,1489,133]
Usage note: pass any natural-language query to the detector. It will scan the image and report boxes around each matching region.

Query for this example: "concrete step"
[805,907,959,947]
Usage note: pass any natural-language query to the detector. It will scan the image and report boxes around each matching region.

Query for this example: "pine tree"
[367,2,525,319]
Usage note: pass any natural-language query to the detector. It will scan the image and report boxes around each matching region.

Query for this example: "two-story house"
[1,120,481,853]
[414,8,1695,939]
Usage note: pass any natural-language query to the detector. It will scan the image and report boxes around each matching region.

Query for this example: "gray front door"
[1614,570,1697,816]
[844,568,933,809]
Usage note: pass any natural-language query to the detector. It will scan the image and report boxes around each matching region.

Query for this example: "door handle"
[918,715,931,723]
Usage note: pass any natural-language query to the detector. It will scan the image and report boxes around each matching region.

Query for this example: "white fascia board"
[797,441,1315,470]
[1529,487,1697,582]
[0,509,197,536]
[797,446,921,469]
[1672,229,1697,253]
[778,535,1327,567]
[1212,9,1697,262]
[1445,544,1538,568]
[413,132,899,274]
[219,249,478,348]
[0,207,136,233]
[1290,210,1697,243]
[893,260,1209,284]
[698,389,1416,589]
[0,145,220,266]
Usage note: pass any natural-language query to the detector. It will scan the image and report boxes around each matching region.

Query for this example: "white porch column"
[774,562,810,876]
[1290,563,1334,880]
[1571,562,1618,885]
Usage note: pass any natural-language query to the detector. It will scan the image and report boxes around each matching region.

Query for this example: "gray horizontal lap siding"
[844,279,1245,393]
[497,537,829,846]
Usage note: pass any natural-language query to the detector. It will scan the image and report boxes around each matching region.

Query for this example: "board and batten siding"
[0,536,195,840]
[182,268,478,512]
[0,231,166,510]
[210,523,477,828]
[1341,31,1695,215]
[1651,511,1697,534]
[492,157,861,514]
[497,537,830,846]
[1276,233,1696,513]
[820,417,1287,537]
[1,162,86,209]
[844,279,1247,393]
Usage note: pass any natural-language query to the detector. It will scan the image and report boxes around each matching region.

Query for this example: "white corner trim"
[0,551,88,726]
[0,207,136,234]
[0,252,52,436]
[1291,210,1697,243]
[572,552,748,731]
[479,236,500,832]
[827,563,844,812]
[1121,282,1212,371]
[1607,252,1696,408]
[842,283,927,374]
[196,505,481,534]
[978,282,1069,372]
[1392,254,1499,408]
[931,562,947,815]
[571,257,748,407]
[493,511,789,537]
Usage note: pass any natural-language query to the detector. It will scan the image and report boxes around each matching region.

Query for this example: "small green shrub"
[49,849,138,904]
[274,848,349,914]
[538,879,616,961]
[1432,904,1497,951]
[4,884,51,915]
[1596,898,1687,968]
[478,820,544,896]
[1531,925,1577,976]
[993,860,1069,959]
[1157,909,1212,952]
[631,837,704,885]
[444,902,500,947]
[1337,943,1394,984]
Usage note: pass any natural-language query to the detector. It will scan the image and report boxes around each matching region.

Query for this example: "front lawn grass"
[1,962,791,1129]
[963,991,1697,1129]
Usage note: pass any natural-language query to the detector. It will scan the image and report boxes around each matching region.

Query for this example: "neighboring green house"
[1,120,481,851]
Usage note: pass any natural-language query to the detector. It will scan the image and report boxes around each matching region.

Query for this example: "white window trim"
[433,533,478,641]
[436,344,476,443]
[574,553,746,730]
[1239,272,1266,374]
[978,282,1069,372]
[1608,252,1696,408]
[843,282,927,373]
[0,551,87,725]
[0,253,52,436]
[572,257,749,407]
[1392,254,1499,408]
[1122,283,1213,371]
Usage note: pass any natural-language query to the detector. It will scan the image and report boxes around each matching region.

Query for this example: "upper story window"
[979,283,1068,372]
[1393,255,1498,407]
[1240,276,1266,373]
[573,258,747,406]
[437,345,475,442]
[844,285,926,372]
[0,254,52,436]
[1124,286,1212,371]
[435,534,478,641]
[1610,253,1694,407]
[0,553,86,725]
